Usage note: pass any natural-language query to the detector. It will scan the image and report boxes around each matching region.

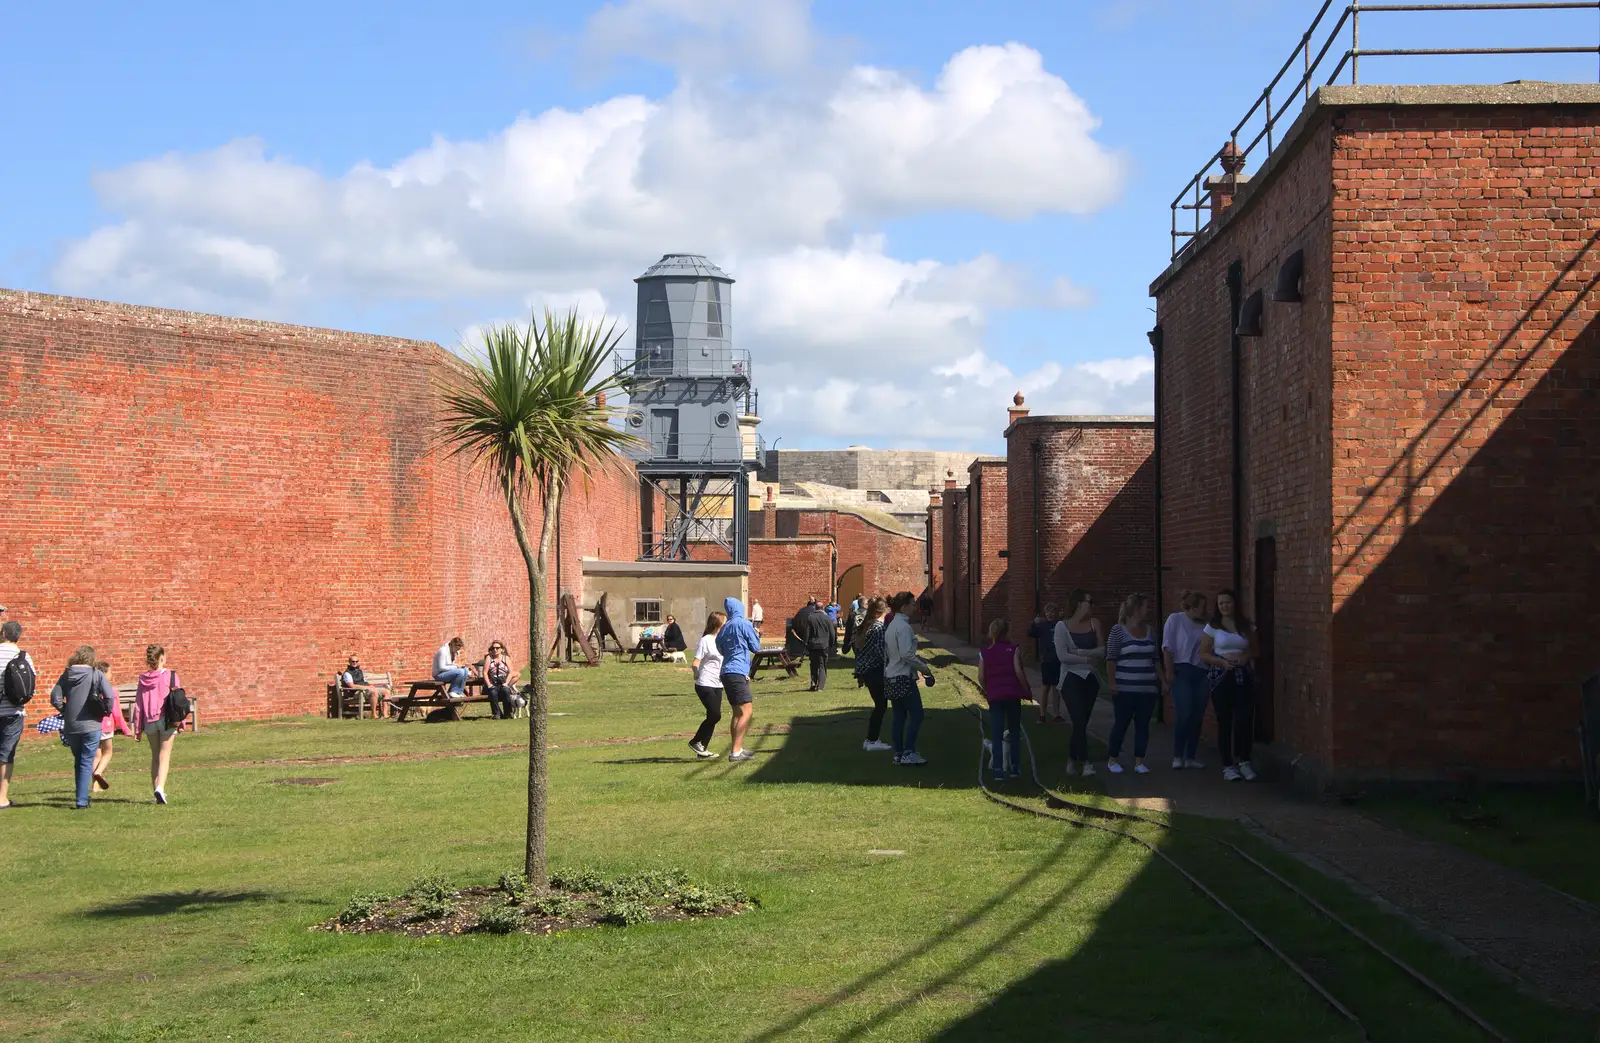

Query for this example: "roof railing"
[1170,0,1600,259]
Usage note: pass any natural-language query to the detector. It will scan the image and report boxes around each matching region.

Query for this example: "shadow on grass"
[82,890,277,919]
[745,708,983,790]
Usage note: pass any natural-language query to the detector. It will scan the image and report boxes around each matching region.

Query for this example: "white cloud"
[52,1,1138,449]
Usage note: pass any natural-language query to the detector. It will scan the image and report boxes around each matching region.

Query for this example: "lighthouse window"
[705,281,724,338]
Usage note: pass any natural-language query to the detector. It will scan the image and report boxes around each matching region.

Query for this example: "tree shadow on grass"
[744,707,985,790]
[82,890,277,919]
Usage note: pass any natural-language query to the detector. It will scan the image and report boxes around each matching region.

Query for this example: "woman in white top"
[432,637,470,696]
[1199,589,1258,781]
[1161,591,1210,770]
[688,612,726,760]
[884,591,936,766]
[1053,588,1106,777]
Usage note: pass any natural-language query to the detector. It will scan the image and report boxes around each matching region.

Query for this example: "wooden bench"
[390,677,507,723]
[749,648,800,680]
[326,672,393,720]
[114,683,200,732]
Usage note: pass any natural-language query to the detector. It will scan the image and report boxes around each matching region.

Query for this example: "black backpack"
[3,651,35,707]
[161,670,190,728]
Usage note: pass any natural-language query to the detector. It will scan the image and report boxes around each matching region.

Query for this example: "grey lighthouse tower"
[621,254,761,563]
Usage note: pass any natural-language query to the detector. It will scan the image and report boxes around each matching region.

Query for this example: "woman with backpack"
[49,645,120,809]
[0,621,37,809]
[89,659,133,793]
[851,596,891,752]
[133,644,184,805]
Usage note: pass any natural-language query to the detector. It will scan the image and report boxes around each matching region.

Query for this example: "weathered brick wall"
[1003,417,1155,658]
[967,459,1009,642]
[1327,105,1600,778]
[1153,91,1600,782]
[938,480,959,632]
[948,487,971,642]
[747,537,833,629]
[0,290,640,722]
[926,492,945,612]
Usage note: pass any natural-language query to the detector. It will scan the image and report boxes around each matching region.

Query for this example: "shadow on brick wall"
[1331,232,1600,775]
[1042,456,1158,624]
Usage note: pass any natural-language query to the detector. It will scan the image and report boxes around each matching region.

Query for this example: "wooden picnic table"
[390,676,493,723]
[749,647,800,680]
[114,682,200,731]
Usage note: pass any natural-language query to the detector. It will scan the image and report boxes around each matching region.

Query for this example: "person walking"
[432,637,471,697]
[479,640,517,719]
[842,594,865,656]
[1053,589,1105,777]
[979,619,1029,781]
[885,591,936,766]
[89,659,133,792]
[688,612,726,760]
[0,621,36,809]
[1161,591,1210,770]
[49,646,119,809]
[1201,590,1258,781]
[796,597,836,692]
[852,596,892,751]
[132,645,184,804]
[750,600,764,636]
[715,597,762,763]
[1105,594,1161,775]
[1027,603,1063,724]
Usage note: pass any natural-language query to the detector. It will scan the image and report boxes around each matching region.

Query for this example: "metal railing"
[1170,1,1600,258]
[613,345,753,382]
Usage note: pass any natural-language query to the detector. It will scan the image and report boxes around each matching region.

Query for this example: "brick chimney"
[1007,390,1029,427]
[944,468,957,493]
[929,486,943,509]
[763,484,777,538]
[1205,141,1250,221]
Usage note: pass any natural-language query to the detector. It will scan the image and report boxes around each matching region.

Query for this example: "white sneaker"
[1185,758,1206,769]
[1171,757,1185,770]
[153,788,168,805]
[1080,763,1097,778]
[728,750,755,763]
[1238,761,1258,781]
[981,738,993,752]
[863,740,892,752]
[1106,760,1124,775]
[898,751,927,766]
[1064,760,1078,776]
[1222,766,1241,782]
[1134,763,1150,775]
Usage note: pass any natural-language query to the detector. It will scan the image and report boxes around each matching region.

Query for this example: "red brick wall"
[756,508,925,605]
[747,538,833,628]
[939,482,959,631]
[967,459,1009,642]
[1153,97,1600,782]
[948,487,971,642]
[1326,105,1600,778]
[926,493,945,611]
[1004,418,1155,659]
[0,290,640,722]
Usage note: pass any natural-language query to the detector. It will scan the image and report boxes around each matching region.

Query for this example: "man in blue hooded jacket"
[715,596,762,762]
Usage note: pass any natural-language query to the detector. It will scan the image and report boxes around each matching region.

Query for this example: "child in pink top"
[133,644,182,804]
[979,619,1030,780]
[90,660,133,793]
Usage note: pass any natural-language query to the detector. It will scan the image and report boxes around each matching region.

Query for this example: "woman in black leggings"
[852,596,892,752]
[1053,588,1105,777]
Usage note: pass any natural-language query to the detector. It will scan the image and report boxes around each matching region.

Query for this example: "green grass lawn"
[1361,786,1600,906]
[1,649,1593,1041]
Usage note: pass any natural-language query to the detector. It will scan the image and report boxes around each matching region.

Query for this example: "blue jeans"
[1108,691,1159,759]
[434,667,470,696]
[988,700,1021,774]
[891,691,924,755]
[66,731,101,808]
[1171,664,1210,760]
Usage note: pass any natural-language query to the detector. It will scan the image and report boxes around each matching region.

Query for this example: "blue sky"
[4,0,1596,451]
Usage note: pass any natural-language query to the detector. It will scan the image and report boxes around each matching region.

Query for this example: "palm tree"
[438,308,639,885]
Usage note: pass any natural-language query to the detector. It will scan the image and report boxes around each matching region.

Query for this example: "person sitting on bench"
[432,637,470,697]
[340,655,392,707]
[662,616,687,655]
[477,640,518,719]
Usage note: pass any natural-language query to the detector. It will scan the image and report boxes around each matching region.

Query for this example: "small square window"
[633,599,663,624]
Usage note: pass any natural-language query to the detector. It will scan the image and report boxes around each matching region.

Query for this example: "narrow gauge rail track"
[945,668,1511,1043]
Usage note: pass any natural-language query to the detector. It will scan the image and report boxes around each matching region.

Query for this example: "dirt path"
[925,628,1600,1013]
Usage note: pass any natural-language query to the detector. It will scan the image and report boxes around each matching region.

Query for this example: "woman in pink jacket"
[132,644,183,805]
[89,659,133,793]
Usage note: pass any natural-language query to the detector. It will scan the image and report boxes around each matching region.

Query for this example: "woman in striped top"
[1105,593,1161,775]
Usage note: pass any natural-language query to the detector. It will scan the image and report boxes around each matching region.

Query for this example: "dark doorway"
[649,408,680,459]
[1253,536,1276,743]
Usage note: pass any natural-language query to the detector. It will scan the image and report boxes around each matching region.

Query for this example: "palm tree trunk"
[509,472,559,886]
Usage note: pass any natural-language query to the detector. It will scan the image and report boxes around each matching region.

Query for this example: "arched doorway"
[835,564,864,608]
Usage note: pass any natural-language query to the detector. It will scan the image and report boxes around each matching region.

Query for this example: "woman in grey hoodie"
[50,645,120,809]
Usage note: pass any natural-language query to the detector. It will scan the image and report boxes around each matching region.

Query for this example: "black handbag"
[82,669,108,720]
